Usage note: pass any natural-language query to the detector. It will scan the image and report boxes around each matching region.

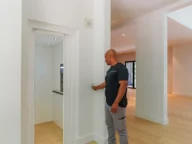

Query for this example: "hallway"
[35,89,192,144]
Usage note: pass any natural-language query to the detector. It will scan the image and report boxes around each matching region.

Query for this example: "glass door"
[134,62,136,88]
[125,61,136,89]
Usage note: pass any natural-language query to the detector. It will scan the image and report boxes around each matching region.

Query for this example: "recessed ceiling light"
[54,38,57,40]
[122,34,126,37]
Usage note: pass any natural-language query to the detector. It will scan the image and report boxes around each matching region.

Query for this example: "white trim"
[76,134,95,144]
[29,19,75,35]
[25,19,79,144]
[94,134,108,144]
[172,92,192,97]
[163,11,168,126]
[76,134,108,144]
[63,31,79,144]
[34,29,64,36]
[135,112,169,125]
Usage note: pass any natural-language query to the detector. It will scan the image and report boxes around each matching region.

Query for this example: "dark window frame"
[125,61,136,89]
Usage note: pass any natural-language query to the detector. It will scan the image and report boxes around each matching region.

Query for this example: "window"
[60,64,63,92]
[125,61,136,89]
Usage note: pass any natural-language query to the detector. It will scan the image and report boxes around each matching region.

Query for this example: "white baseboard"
[135,112,169,125]
[76,134,94,144]
[53,120,63,129]
[35,120,53,125]
[172,92,192,96]
[76,134,108,144]
[94,134,108,144]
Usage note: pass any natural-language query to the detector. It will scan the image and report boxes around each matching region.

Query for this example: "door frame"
[26,19,79,144]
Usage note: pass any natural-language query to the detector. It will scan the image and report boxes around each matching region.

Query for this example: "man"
[92,49,129,144]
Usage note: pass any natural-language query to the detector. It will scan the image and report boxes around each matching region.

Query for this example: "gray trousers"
[105,103,128,144]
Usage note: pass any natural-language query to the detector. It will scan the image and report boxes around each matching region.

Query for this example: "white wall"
[34,45,53,124]
[52,43,63,91]
[0,0,21,144]
[172,44,192,96]
[76,4,95,140]
[53,93,63,129]
[93,0,110,143]
[27,0,77,28]
[22,0,109,143]
[135,10,168,125]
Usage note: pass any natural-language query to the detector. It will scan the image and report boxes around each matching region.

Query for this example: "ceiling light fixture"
[122,34,126,37]
[54,38,57,40]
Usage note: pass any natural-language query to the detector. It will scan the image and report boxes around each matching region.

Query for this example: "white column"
[93,0,110,143]
[135,10,168,125]
[0,0,22,144]
[63,33,79,144]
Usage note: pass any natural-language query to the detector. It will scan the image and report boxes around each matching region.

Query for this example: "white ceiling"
[111,18,192,52]
[111,22,136,50]
[111,0,179,28]
[35,32,63,47]
[168,18,192,46]
[168,6,192,30]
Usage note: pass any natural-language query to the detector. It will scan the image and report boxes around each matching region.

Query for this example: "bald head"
[105,49,118,66]
[105,49,117,58]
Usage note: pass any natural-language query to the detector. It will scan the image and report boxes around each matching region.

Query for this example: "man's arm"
[92,82,106,90]
[114,80,128,104]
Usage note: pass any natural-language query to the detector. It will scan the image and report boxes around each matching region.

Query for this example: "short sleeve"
[118,66,128,81]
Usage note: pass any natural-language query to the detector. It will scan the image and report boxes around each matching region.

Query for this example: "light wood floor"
[35,122,63,144]
[35,89,192,144]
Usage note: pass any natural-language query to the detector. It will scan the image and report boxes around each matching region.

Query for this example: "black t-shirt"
[105,63,128,108]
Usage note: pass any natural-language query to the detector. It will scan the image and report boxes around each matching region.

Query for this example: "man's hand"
[91,82,106,91]
[92,86,97,91]
[111,103,118,113]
